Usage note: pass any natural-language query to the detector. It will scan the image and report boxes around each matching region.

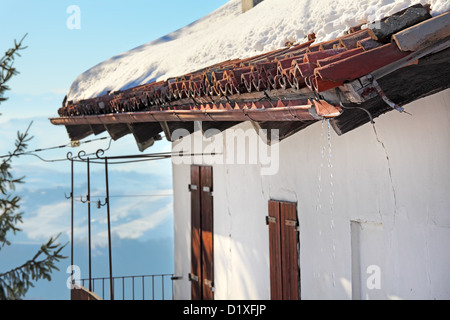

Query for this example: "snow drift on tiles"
[66,0,450,103]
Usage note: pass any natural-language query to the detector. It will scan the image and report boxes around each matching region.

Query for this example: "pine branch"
[0,34,27,105]
[0,122,32,249]
[0,121,33,195]
[0,197,23,249]
[0,235,68,300]
[0,34,68,300]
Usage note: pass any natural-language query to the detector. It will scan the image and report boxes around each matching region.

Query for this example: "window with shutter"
[190,165,214,300]
[267,200,300,300]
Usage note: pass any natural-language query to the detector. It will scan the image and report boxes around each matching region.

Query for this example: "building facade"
[172,89,450,299]
[49,3,450,300]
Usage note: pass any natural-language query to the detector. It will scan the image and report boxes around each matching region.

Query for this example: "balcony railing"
[80,274,177,300]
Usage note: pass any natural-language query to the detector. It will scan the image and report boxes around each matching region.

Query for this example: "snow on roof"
[66,0,450,103]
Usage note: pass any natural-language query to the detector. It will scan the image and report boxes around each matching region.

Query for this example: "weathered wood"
[392,12,450,52]
[159,121,172,141]
[280,201,299,300]
[338,29,371,49]
[65,125,93,141]
[190,165,202,301]
[331,47,450,135]
[268,200,282,300]
[89,124,106,135]
[268,200,300,300]
[253,120,316,144]
[167,121,196,141]
[367,4,431,43]
[200,166,214,300]
[104,123,130,140]
[127,122,162,151]
[202,121,241,138]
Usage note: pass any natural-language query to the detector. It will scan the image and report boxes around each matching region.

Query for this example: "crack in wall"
[372,124,398,218]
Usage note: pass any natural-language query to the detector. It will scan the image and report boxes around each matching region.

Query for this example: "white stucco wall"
[172,88,450,300]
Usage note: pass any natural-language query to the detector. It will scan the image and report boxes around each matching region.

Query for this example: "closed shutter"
[267,200,300,300]
[190,165,214,300]
[190,165,202,300]
[280,202,299,300]
[268,200,282,300]
[200,166,214,300]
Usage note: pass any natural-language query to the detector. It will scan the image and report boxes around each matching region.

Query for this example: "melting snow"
[66,0,450,103]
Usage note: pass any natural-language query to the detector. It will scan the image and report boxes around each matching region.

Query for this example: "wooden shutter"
[268,200,282,300]
[190,165,202,300]
[190,165,214,300]
[280,202,299,300]
[268,200,300,300]
[200,166,214,300]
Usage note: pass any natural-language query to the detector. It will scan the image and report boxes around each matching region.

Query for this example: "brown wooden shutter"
[268,200,283,300]
[190,165,214,300]
[200,166,214,300]
[268,200,300,300]
[280,202,299,300]
[190,165,202,300]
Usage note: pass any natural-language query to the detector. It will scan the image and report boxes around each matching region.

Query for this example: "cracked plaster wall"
[172,88,450,300]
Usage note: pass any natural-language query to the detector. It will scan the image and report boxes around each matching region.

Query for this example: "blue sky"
[0,0,229,300]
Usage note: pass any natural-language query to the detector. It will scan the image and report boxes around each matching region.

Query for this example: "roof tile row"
[57,3,443,120]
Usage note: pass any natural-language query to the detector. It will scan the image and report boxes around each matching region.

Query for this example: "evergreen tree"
[0,35,67,300]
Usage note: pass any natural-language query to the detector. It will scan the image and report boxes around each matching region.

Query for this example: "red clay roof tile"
[303,48,347,65]
[52,4,449,146]
[316,47,364,67]
[315,43,410,83]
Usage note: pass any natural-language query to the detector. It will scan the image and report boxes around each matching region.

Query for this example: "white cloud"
[93,202,172,247]
[69,192,173,248]
[21,201,71,240]
[95,190,172,223]
[112,203,172,240]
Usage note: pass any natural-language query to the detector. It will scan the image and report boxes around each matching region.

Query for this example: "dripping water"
[327,119,336,287]
[316,119,325,217]
[327,119,335,232]
[316,119,337,287]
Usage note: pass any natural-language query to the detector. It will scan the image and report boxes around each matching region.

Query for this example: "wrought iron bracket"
[80,195,90,204]
[97,198,108,209]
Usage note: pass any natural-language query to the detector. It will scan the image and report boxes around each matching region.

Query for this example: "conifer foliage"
[0,35,67,300]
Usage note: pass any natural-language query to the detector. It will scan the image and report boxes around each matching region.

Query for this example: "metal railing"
[80,274,176,300]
